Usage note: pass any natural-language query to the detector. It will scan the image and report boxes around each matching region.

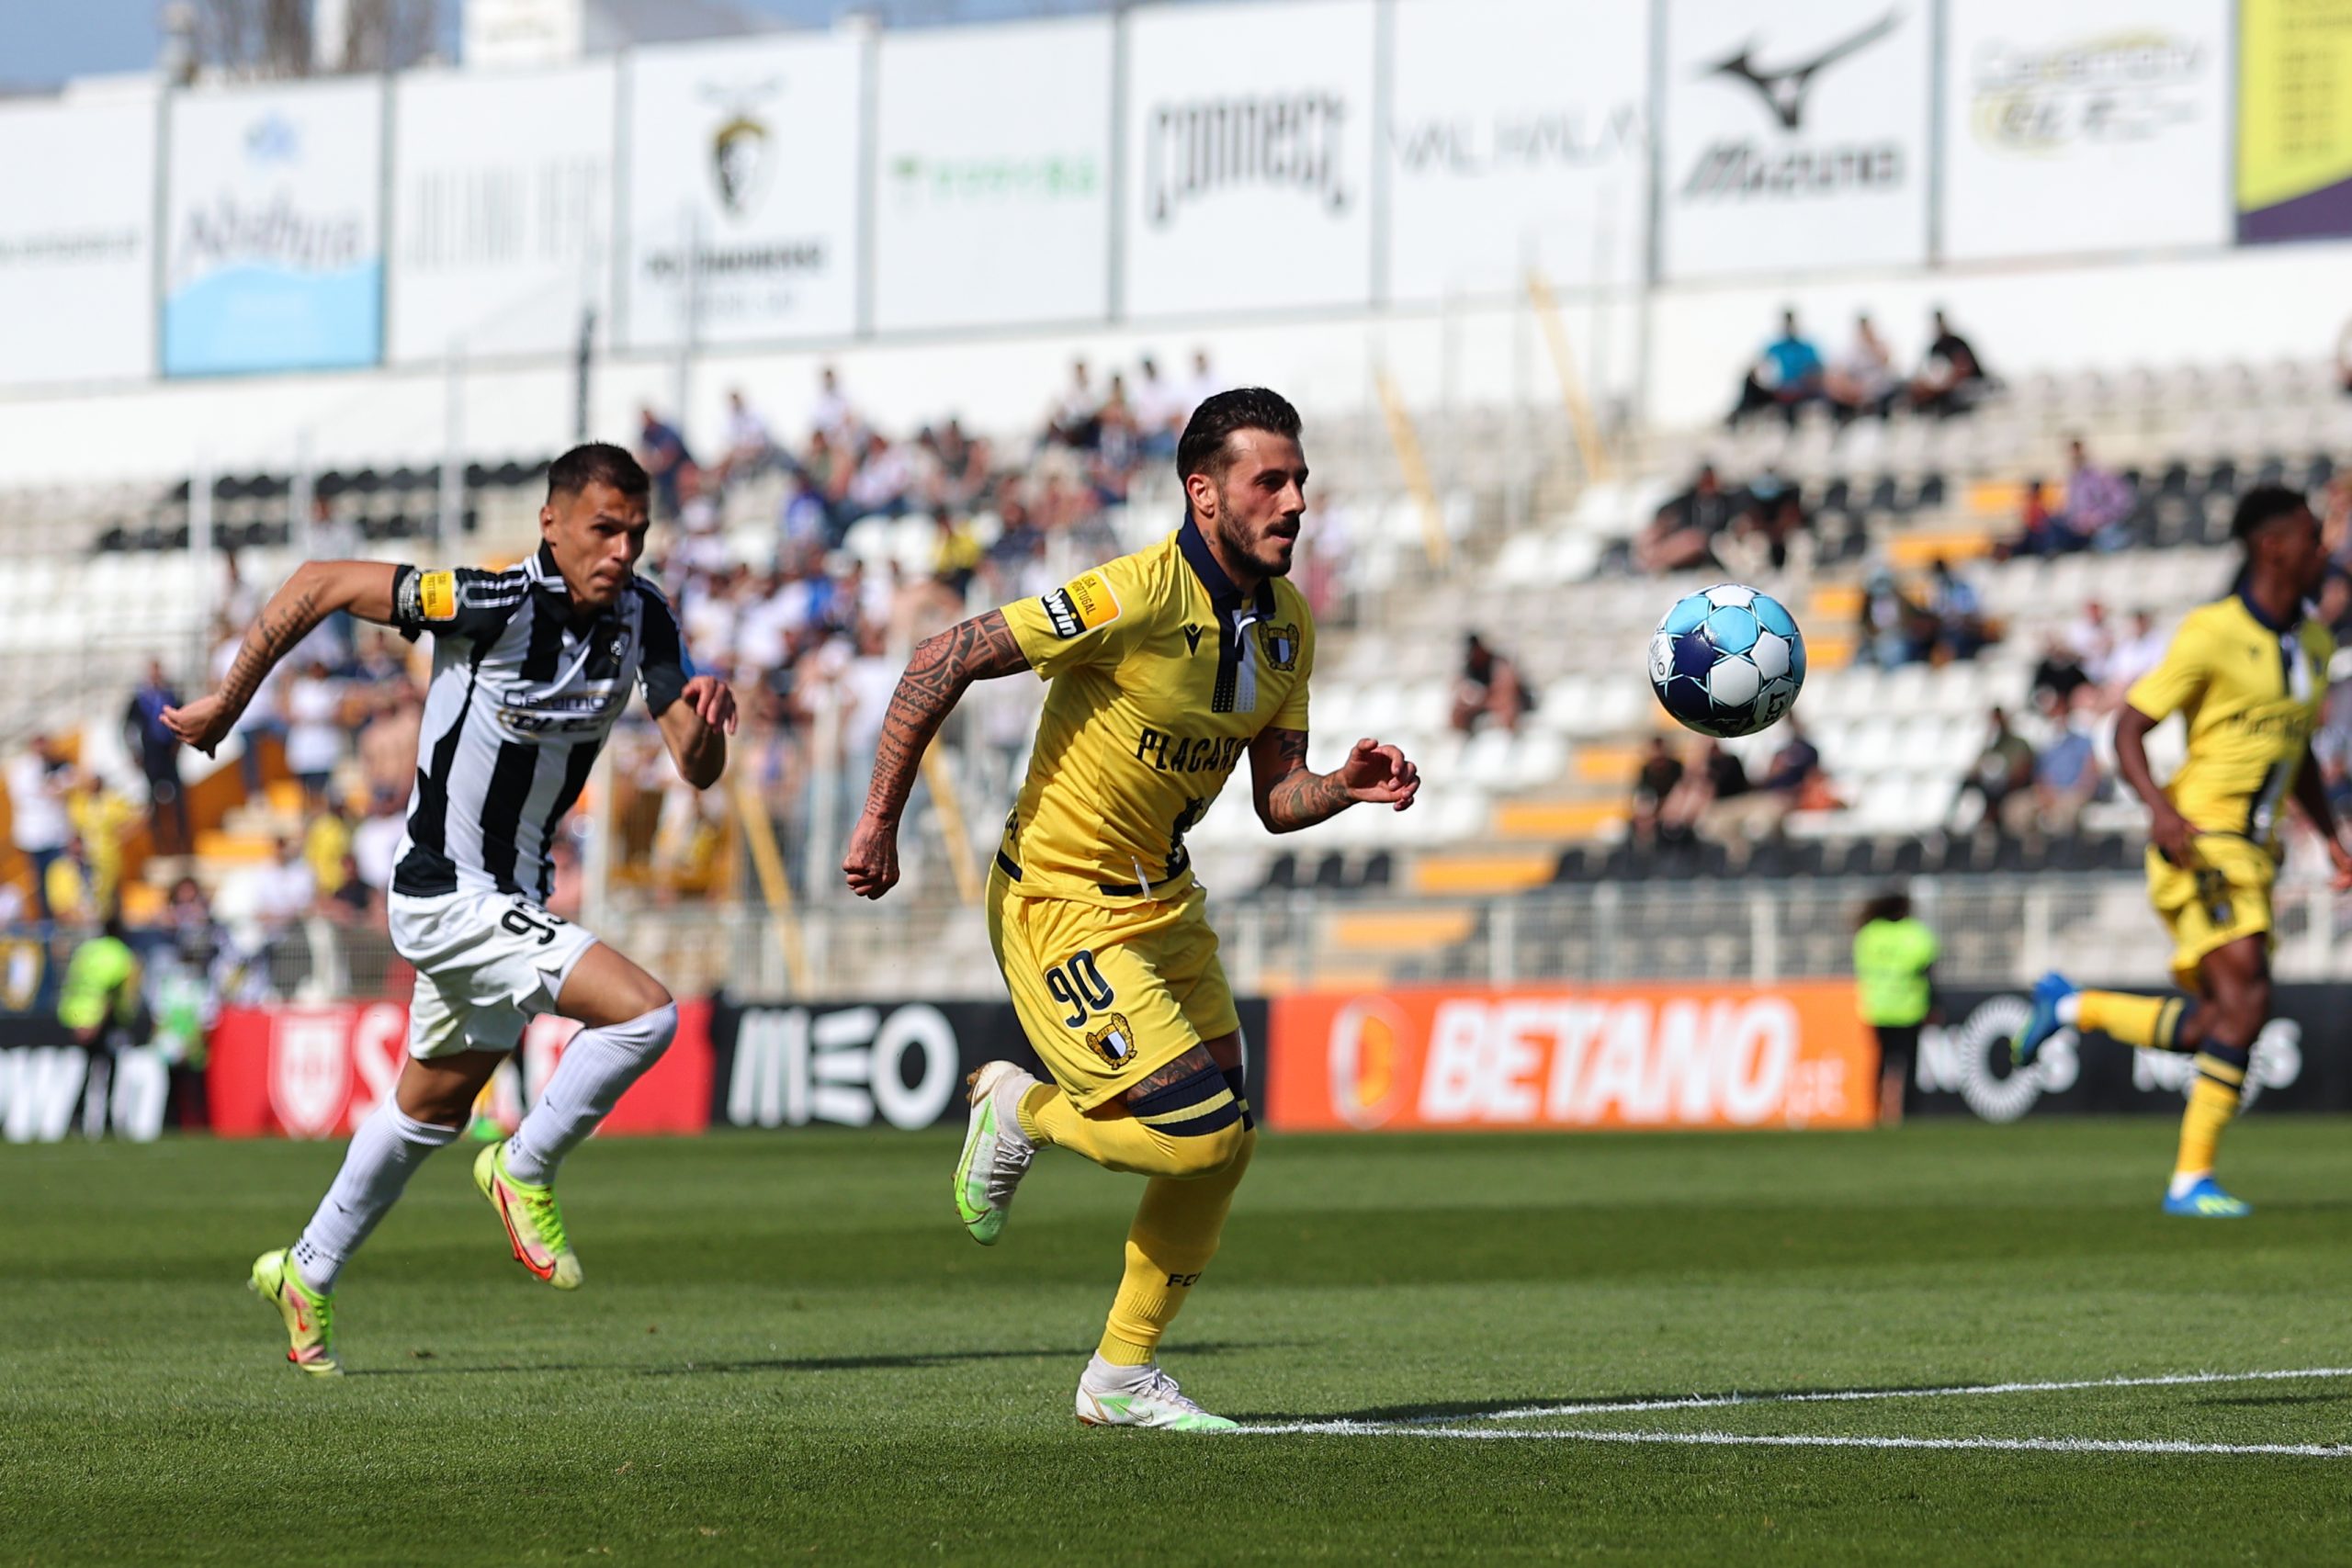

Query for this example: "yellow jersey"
[996,518,1315,903]
[2126,592,2333,849]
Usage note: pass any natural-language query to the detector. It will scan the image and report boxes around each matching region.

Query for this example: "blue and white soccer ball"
[1647,583,1806,739]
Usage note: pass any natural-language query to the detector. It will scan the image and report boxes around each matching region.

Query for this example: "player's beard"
[1216,487,1296,579]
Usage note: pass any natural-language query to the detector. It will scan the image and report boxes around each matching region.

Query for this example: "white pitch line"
[1243,1366,2352,1438]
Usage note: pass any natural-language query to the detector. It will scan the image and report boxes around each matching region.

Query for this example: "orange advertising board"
[1268,982,1875,1133]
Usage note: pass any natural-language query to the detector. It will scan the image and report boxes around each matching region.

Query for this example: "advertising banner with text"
[1121,0,1376,317]
[163,78,385,376]
[1385,0,1647,300]
[873,18,1114,333]
[1268,983,1875,1133]
[1661,0,1931,280]
[389,62,616,364]
[621,32,864,349]
[0,93,157,387]
[2238,0,2352,242]
[1942,0,2230,262]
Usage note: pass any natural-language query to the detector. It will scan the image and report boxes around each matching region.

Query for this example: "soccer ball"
[1647,583,1806,738]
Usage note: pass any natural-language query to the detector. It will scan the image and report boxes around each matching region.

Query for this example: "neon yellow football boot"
[249,1248,341,1377]
[474,1144,583,1290]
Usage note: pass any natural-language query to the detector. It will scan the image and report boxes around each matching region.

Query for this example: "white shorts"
[389,889,599,1059]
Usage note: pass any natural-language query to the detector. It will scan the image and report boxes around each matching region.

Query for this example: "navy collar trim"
[2237,586,2301,635]
[1177,514,1277,615]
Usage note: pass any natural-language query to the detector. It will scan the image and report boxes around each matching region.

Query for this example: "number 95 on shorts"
[389,888,599,1058]
[985,876,1238,1113]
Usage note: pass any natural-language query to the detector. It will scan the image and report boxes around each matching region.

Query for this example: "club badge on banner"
[163,77,386,376]
[1942,0,2229,262]
[873,18,1113,333]
[1122,0,1375,317]
[1661,0,1930,280]
[390,62,616,364]
[1385,0,1647,301]
[621,33,863,349]
[2238,0,2352,243]
[0,93,158,387]
[1268,983,1875,1133]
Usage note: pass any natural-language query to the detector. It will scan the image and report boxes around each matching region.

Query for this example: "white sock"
[2055,994,2082,1025]
[2168,1169,2208,1200]
[1084,1353,1156,1391]
[503,1002,679,1185]
[291,1100,461,1293]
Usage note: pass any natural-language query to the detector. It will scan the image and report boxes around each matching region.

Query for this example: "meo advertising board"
[1268,983,1874,1133]
[390,63,616,363]
[0,93,157,387]
[2238,0,2352,242]
[1385,0,1646,300]
[1941,0,2229,262]
[1661,0,1931,280]
[874,18,1113,333]
[1122,0,1375,317]
[621,33,863,349]
[164,78,386,376]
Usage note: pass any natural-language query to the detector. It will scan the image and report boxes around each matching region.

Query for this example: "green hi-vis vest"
[1853,918,1937,1027]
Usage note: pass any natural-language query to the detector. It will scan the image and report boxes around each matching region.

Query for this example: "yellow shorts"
[2146,835,2278,993]
[986,867,1238,1111]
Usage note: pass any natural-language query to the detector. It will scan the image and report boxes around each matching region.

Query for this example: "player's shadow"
[2196,1392,2352,1407]
[1238,1382,2001,1427]
[348,1340,1283,1378]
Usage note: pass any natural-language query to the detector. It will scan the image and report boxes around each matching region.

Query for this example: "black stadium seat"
[1260,852,1297,892]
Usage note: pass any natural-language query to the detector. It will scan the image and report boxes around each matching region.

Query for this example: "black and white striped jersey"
[388,543,691,902]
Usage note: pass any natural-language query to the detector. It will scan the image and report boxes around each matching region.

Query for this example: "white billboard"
[390,63,616,363]
[873,18,1113,333]
[1661,1,1931,280]
[1386,0,1647,300]
[164,78,386,376]
[1941,0,2230,261]
[1122,0,1376,317]
[621,33,864,350]
[0,93,157,387]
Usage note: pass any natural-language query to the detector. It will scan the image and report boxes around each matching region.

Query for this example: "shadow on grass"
[2196,1392,2352,1408]
[1236,1381,2076,1427]
[347,1340,1286,1379]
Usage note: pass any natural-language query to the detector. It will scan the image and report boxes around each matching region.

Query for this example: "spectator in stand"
[1722,470,1810,576]
[842,430,913,525]
[45,835,96,927]
[1949,706,2037,836]
[1758,716,1830,808]
[1728,309,1825,428]
[1906,308,1990,417]
[1135,355,1188,457]
[810,365,856,443]
[1634,463,1743,575]
[1925,558,1989,663]
[1826,313,1899,424]
[2054,441,2140,554]
[1662,738,1751,844]
[931,512,984,596]
[637,405,695,520]
[1629,735,1685,848]
[2030,632,2095,713]
[1452,633,1531,734]
[718,388,775,486]
[1048,359,1104,450]
[8,733,71,920]
[1183,348,1219,416]
[2062,597,2115,671]
[349,789,404,913]
[2033,694,2108,836]
[249,834,315,942]
[2097,608,2169,702]
[281,658,345,813]
[1860,567,1935,670]
[125,660,187,856]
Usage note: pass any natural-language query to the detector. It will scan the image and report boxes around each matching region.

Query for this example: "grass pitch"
[6,1120,2352,1564]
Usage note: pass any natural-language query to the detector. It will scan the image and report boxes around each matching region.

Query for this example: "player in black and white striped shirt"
[167,444,736,1377]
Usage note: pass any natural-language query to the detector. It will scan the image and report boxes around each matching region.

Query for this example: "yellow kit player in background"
[2014,486,2352,1215]
[843,389,1420,1429]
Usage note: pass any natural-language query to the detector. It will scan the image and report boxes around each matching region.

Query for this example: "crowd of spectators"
[1631,462,1817,579]
[1628,717,1838,852]
[1728,307,1991,430]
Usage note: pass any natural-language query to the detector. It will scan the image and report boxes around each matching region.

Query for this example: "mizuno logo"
[1707,12,1898,130]
[1183,625,1204,655]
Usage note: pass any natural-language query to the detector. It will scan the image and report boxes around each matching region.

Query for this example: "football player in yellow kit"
[2015,486,2352,1215]
[843,388,1419,1427]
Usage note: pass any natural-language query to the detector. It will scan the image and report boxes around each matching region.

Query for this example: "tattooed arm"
[1249,728,1421,834]
[842,610,1031,899]
[164,561,401,756]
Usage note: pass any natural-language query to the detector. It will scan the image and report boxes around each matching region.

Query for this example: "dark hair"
[1177,387,1302,483]
[1858,890,1911,930]
[2232,483,2309,543]
[547,442,650,503]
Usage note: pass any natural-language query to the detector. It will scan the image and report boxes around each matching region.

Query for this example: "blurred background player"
[1852,891,1937,1126]
[2013,486,2352,1216]
[842,389,1419,1430]
[165,445,735,1375]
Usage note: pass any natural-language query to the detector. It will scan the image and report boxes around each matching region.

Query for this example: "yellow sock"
[1019,1082,1244,1179]
[2075,991,2188,1052]
[2175,1057,2245,1177]
[1099,1129,1258,1365]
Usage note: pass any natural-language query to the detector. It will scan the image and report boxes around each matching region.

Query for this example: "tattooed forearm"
[1255,727,1357,832]
[1122,1045,1220,1103]
[861,611,1029,822]
[217,584,324,716]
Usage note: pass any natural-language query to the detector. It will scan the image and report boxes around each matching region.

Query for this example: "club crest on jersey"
[1040,570,1121,639]
[1084,1011,1136,1065]
[1259,621,1300,671]
[1183,624,1204,655]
